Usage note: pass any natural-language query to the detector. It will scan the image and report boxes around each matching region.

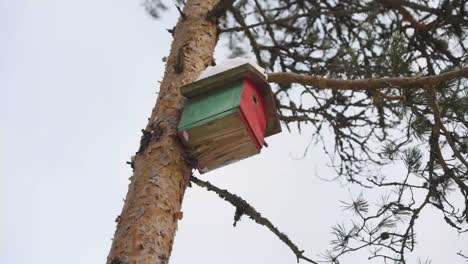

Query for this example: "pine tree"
[108,0,468,263]
[106,1,219,263]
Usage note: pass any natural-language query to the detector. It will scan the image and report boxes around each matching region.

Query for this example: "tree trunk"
[107,1,218,263]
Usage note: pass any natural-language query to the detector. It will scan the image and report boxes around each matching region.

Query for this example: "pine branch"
[426,86,468,169]
[191,176,318,264]
[230,7,265,68]
[267,67,468,90]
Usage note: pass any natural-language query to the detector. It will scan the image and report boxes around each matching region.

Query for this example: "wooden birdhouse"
[178,61,281,173]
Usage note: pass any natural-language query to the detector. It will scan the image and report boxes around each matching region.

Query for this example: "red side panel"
[239,109,261,150]
[240,78,267,149]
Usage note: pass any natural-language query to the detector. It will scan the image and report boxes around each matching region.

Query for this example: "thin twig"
[191,176,318,264]
[458,251,468,262]
[176,5,187,20]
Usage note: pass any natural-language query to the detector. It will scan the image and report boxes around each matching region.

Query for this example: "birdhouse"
[178,61,281,173]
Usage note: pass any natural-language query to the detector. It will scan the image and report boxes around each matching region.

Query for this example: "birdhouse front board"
[178,63,281,173]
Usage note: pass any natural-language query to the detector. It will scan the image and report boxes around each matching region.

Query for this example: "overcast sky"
[1,0,466,263]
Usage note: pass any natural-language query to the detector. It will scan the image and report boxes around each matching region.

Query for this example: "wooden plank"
[178,81,243,131]
[195,130,253,157]
[181,111,244,146]
[197,131,259,172]
[189,111,252,153]
[179,110,261,173]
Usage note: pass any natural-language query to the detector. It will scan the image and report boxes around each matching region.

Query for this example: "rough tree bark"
[107,1,219,263]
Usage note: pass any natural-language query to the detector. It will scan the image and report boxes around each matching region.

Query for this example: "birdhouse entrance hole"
[252,94,258,105]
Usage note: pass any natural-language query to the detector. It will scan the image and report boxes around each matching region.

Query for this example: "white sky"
[1,0,466,263]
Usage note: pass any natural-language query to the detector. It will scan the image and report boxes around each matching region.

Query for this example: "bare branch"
[207,0,236,22]
[267,67,468,91]
[458,251,468,262]
[191,176,318,264]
